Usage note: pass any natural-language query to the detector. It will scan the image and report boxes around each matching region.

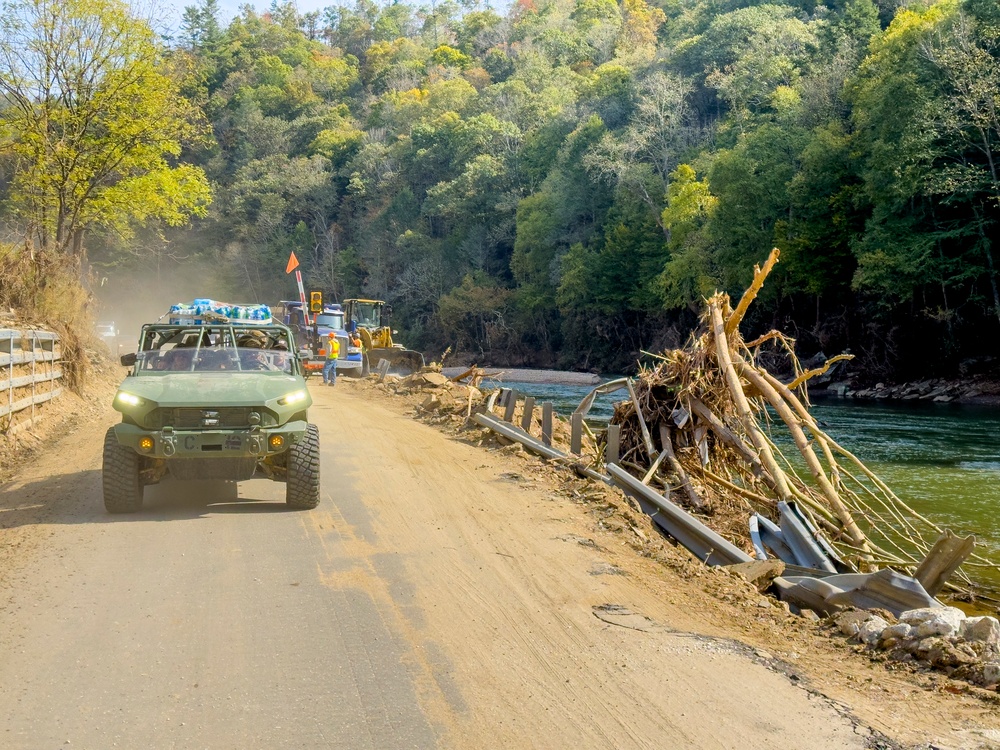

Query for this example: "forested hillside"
[7,0,1000,379]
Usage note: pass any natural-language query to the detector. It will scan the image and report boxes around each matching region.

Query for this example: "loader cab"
[343,299,385,331]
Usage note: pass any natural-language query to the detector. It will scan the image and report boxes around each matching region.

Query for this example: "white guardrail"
[1,328,63,434]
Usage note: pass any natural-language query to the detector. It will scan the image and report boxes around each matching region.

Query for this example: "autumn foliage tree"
[0,0,211,257]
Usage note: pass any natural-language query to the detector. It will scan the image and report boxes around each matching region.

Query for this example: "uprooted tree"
[609,248,998,596]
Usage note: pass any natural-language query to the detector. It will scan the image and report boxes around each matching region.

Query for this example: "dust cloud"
[92,255,237,348]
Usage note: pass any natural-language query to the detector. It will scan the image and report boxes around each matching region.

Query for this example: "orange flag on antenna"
[285,252,300,274]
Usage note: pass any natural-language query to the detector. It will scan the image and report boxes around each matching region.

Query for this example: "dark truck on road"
[103,314,320,513]
[277,300,363,377]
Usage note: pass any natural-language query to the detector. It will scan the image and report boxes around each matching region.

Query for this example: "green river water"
[496,380,1000,561]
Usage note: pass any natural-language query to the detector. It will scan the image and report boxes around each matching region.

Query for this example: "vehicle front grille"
[147,407,255,430]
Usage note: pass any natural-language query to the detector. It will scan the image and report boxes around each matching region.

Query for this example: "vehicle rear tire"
[286,424,320,510]
[103,427,144,513]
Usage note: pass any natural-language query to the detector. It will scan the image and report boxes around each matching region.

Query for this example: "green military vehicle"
[103,312,320,513]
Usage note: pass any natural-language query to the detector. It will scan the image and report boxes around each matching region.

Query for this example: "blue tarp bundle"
[168,299,272,325]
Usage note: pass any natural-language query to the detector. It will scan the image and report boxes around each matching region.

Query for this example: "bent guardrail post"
[503,389,518,423]
[607,463,752,567]
[913,530,976,597]
[570,413,583,455]
[777,501,839,574]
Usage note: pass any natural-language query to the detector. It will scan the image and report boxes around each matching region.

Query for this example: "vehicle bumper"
[113,420,309,459]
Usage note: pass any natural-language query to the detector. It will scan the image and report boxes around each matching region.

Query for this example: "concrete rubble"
[831,608,1000,687]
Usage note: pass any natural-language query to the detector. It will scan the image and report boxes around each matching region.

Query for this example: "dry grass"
[0,244,93,392]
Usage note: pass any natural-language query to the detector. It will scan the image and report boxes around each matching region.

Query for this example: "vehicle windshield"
[315,312,344,329]
[352,303,381,328]
[134,326,296,374]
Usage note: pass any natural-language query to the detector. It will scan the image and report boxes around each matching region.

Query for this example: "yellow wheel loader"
[343,299,425,376]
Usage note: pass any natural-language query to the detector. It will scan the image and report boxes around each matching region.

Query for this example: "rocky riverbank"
[820,375,1000,406]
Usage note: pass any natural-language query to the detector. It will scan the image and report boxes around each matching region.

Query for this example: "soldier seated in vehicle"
[239,348,270,370]
[194,348,232,371]
[165,348,193,371]
[270,341,291,372]
[237,334,271,370]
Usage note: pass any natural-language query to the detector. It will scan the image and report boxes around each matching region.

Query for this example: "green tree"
[0,0,211,255]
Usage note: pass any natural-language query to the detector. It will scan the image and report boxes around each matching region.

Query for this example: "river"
[493,378,1000,560]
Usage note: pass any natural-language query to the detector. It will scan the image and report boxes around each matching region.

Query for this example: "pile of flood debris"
[444,249,1000,690]
[370,366,487,424]
[832,606,999,687]
[602,251,998,593]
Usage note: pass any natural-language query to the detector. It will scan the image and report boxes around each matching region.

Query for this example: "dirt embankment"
[0,347,121,483]
[338,373,1000,749]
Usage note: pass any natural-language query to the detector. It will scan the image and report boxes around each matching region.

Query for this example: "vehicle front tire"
[103,427,144,513]
[286,424,320,510]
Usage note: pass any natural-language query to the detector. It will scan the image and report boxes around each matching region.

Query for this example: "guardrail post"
[570,413,583,455]
[30,332,36,423]
[1,328,63,434]
[605,424,621,465]
[503,389,518,423]
[541,402,553,446]
[6,331,12,422]
[520,396,535,432]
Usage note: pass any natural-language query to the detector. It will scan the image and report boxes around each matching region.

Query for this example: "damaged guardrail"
[1,328,63,435]
[474,376,984,608]
[606,463,751,567]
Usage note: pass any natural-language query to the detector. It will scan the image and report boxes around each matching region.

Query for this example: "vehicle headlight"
[278,389,307,406]
[116,391,145,407]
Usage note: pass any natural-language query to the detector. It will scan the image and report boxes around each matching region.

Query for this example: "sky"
[156,0,337,34]
[214,0,336,19]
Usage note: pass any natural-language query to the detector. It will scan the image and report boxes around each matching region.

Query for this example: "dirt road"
[0,381,996,748]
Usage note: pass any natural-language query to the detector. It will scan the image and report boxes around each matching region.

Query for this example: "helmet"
[328,332,335,338]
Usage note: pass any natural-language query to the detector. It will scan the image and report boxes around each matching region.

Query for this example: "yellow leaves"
[309,125,365,163]
[0,0,212,251]
[618,0,666,53]
[394,87,430,105]
[430,44,473,70]
[662,164,717,245]
[89,164,211,236]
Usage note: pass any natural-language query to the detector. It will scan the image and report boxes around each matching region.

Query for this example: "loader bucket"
[367,348,425,377]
